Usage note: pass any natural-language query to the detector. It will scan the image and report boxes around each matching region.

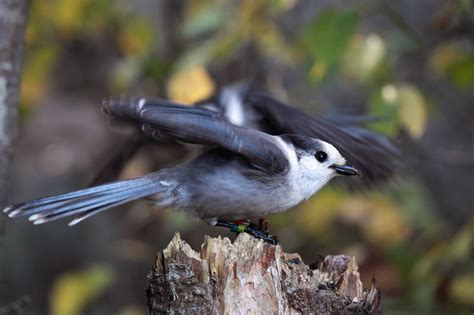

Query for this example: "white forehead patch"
[319,140,346,165]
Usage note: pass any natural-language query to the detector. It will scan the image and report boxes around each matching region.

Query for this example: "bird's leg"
[214,220,247,234]
[215,220,278,245]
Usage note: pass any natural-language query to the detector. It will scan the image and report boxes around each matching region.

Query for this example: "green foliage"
[303,8,358,81]
[449,56,474,88]
[369,84,429,139]
[369,87,399,136]
[182,6,224,39]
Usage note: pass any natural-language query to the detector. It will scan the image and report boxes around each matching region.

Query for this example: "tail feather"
[23,180,153,219]
[29,182,154,223]
[67,197,136,226]
[5,179,141,214]
[4,174,167,225]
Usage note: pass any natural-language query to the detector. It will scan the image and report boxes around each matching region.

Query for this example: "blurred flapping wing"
[102,98,289,174]
[246,93,399,186]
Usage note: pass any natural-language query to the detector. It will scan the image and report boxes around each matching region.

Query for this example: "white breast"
[275,137,333,203]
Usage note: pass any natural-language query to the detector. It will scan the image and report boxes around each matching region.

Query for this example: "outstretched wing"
[245,92,400,185]
[102,97,289,174]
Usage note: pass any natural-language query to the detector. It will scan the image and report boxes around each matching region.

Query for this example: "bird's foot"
[215,220,278,245]
[246,221,279,245]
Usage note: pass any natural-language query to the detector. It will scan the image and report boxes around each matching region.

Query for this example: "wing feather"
[102,98,289,174]
[246,93,399,186]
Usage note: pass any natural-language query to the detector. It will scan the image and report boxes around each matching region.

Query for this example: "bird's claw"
[245,223,279,245]
[215,220,279,245]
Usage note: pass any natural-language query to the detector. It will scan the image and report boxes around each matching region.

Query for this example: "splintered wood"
[147,233,381,314]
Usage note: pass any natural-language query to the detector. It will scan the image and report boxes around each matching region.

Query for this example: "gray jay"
[3,87,398,243]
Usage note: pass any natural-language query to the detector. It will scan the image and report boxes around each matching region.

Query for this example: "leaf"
[397,84,428,139]
[428,42,465,76]
[449,56,474,89]
[50,265,115,315]
[368,86,399,136]
[428,41,474,88]
[303,8,358,80]
[167,65,215,104]
[182,6,224,39]
[54,0,88,37]
[142,57,169,81]
[369,84,429,138]
[450,272,474,306]
[445,223,473,262]
[341,34,386,82]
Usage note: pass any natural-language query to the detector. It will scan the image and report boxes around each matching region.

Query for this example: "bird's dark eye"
[315,151,327,163]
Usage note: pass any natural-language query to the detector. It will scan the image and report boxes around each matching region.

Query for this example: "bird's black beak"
[331,164,361,176]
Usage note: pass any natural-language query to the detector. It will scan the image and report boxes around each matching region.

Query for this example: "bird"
[3,86,398,243]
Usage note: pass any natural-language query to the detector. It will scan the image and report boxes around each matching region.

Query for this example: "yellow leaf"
[50,265,115,315]
[54,0,88,37]
[381,84,398,104]
[450,272,474,306]
[446,223,473,262]
[309,61,327,82]
[341,34,386,82]
[397,84,428,139]
[167,65,215,104]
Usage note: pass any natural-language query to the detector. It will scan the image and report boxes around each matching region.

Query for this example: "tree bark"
[0,0,29,216]
[147,233,381,314]
[0,0,29,201]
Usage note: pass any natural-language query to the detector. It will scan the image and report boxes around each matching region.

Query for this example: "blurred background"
[1,0,473,314]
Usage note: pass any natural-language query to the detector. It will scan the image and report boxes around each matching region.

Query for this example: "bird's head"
[287,135,360,187]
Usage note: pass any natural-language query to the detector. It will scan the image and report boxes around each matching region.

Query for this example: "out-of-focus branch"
[378,1,423,43]
[0,0,30,245]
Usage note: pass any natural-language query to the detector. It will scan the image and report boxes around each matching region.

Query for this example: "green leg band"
[230,224,246,233]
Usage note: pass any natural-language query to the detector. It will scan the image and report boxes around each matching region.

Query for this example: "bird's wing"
[102,98,290,174]
[245,93,400,186]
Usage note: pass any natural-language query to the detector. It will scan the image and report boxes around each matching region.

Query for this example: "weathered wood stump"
[146,233,381,314]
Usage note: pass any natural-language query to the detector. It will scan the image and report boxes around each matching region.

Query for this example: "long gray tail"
[3,173,167,226]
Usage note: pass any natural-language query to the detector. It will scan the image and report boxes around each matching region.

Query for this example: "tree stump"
[146,233,381,314]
